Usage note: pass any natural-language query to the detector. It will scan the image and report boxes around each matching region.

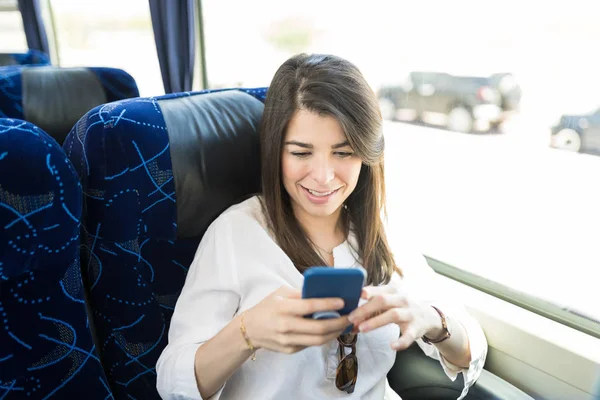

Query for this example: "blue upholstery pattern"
[63,87,267,398]
[0,50,51,66]
[0,66,139,119]
[86,68,139,103]
[0,119,112,399]
[0,66,24,120]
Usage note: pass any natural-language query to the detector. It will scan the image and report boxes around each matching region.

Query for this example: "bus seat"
[388,343,535,399]
[0,118,112,399]
[0,49,51,67]
[0,65,139,144]
[63,87,267,398]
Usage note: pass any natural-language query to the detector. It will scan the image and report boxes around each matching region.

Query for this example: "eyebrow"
[284,140,351,149]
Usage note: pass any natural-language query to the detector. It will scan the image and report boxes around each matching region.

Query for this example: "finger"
[280,345,305,355]
[284,297,345,316]
[362,284,396,299]
[275,316,351,335]
[391,327,418,351]
[276,286,301,299]
[276,330,343,350]
[348,294,406,325]
[357,308,412,333]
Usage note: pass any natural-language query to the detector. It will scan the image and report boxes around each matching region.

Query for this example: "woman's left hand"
[347,284,444,351]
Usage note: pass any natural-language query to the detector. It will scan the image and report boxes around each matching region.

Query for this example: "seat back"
[63,88,267,398]
[0,66,139,144]
[0,49,51,67]
[0,118,112,398]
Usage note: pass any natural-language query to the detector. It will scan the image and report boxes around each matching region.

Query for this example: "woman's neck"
[293,206,346,251]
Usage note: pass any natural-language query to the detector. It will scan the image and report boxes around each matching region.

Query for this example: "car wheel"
[379,98,396,121]
[552,128,582,152]
[447,106,473,133]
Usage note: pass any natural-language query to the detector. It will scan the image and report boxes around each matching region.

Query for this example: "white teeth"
[308,189,335,197]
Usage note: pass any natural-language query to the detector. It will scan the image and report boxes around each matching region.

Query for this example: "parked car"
[550,108,600,155]
[377,71,521,133]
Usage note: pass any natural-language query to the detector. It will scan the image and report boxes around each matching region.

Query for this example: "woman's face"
[281,109,362,224]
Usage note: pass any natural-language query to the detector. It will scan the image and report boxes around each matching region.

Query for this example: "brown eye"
[291,152,311,158]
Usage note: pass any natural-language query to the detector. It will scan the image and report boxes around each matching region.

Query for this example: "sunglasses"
[335,333,358,393]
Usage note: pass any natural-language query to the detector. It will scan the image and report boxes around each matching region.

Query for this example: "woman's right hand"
[243,286,350,354]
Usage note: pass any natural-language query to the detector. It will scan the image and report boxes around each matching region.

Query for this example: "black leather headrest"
[158,90,264,238]
[22,67,107,143]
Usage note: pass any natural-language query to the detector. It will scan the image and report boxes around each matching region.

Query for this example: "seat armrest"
[387,343,534,400]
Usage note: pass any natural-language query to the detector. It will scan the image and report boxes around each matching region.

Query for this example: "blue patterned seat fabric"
[0,66,24,120]
[63,87,267,399]
[0,66,139,143]
[0,50,51,67]
[0,118,112,399]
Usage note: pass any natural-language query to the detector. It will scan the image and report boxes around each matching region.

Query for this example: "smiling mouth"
[302,186,341,197]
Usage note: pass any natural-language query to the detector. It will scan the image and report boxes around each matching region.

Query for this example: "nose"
[311,156,335,186]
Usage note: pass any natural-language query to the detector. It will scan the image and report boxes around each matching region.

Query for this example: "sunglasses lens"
[335,354,358,393]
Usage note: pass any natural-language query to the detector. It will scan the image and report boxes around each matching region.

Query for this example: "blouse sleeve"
[389,235,488,400]
[156,214,240,400]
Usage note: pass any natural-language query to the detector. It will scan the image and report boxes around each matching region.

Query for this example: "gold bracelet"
[240,311,256,361]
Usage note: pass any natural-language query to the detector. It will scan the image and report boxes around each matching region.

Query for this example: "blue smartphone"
[302,267,366,333]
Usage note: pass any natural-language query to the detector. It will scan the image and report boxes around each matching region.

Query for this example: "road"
[382,121,600,321]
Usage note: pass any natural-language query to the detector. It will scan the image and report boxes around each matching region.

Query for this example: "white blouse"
[156,196,487,400]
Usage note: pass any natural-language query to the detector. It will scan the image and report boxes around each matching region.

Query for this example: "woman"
[156,53,487,400]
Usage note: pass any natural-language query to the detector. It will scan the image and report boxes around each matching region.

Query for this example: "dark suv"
[377,71,521,133]
[550,108,600,155]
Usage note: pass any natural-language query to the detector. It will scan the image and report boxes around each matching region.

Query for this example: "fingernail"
[359,323,368,332]
[336,300,345,309]
[391,341,401,350]
[348,314,356,323]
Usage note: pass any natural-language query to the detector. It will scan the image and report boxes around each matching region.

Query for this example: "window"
[0,0,27,52]
[45,0,162,96]
[202,0,600,330]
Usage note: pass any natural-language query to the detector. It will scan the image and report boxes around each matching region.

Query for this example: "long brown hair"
[260,53,400,284]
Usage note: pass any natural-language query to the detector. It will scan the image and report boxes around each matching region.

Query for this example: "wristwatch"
[422,306,451,344]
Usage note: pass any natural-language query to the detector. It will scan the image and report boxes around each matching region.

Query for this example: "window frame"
[427,255,600,339]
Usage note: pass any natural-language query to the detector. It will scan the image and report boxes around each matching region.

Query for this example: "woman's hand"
[244,286,351,354]
[347,284,444,351]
